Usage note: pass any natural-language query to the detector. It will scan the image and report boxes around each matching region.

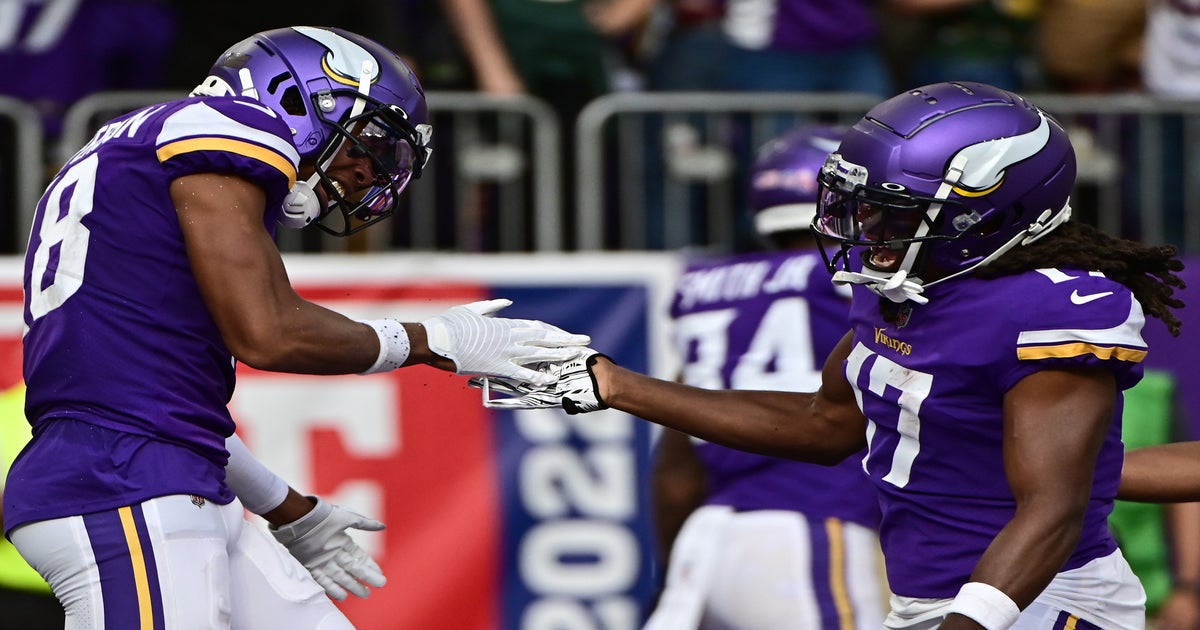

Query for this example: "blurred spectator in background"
[441,0,654,248]
[643,0,730,92]
[442,0,650,100]
[887,0,1039,91]
[1110,369,1200,630]
[636,0,897,252]
[0,0,175,256]
[161,3,394,89]
[647,125,886,630]
[1139,0,1200,252]
[0,0,177,148]
[1037,0,1145,93]
[720,0,892,97]
[1142,0,1200,99]
[0,380,63,630]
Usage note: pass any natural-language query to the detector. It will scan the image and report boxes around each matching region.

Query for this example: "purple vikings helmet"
[813,82,1077,304]
[192,26,432,235]
[750,124,846,236]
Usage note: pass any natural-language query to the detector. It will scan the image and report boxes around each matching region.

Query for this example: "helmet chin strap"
[919,200,1072,289]
[833,267,929,304]
[280,61,375,229]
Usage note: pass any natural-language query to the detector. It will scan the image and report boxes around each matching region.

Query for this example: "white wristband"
[946,582,1021,630]
[359,319,411,374]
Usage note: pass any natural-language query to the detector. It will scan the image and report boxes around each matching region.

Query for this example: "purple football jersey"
[724,0,878,52]
[0,0,177,138]
[7,95,298,532]
[670,249,880,528]
[846,268,1143,598]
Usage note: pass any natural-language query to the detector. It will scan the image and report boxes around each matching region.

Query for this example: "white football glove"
[270,497,387,601]
[469,349,610,414]
[421,299,591,386]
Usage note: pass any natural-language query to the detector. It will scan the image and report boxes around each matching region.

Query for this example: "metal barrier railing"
[577,91,1200,254]
[26,89,1200,256]
[55,90,562,253]
[1026,93,1200,255]
[58,90,185,165]
[575,92,882,252]
[0,96,45,252]
[423,92,562,252]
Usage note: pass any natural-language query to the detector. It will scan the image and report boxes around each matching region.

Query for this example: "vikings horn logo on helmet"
[951,112,1051,198]
[293,26,381,87]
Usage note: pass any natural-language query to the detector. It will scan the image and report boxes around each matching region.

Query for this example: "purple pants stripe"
[1051,610,1104,630]
[83,505,164,629]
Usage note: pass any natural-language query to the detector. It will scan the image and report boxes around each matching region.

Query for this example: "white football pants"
[883,547,1146,630]
[644,505,889,630]
[9,494,353,630]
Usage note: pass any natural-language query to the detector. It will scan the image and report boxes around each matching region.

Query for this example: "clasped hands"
[468,347,609,414]
[420,298,608,413]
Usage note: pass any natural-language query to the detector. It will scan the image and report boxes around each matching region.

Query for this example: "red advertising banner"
[0,253,681,630]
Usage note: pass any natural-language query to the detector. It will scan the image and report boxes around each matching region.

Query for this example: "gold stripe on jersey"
[825,518,856,630]
[1016,342,1147,363]
[1015,299,1147,363]
[156,138,298,187]
[118,506,155,629]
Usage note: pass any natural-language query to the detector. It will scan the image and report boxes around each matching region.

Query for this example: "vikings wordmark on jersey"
[847,268,1144,598]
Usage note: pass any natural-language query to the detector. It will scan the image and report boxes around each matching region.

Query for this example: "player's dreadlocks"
[975,220,1187,336]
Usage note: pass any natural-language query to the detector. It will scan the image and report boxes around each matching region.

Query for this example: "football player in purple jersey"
[4,26,588,629]
[481,82,1187,629]
[646,125,887,630]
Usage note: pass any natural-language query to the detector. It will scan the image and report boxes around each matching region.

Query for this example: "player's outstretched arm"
[591,340,866,463]
[1119,441,1200,503]
[172,173,587,380]
[479,332,869,463]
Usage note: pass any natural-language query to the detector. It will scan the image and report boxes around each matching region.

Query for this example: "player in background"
[5,26,588,629]
[646,125,886,630]
[1108,370,1200,630]
[478,81,1187,629]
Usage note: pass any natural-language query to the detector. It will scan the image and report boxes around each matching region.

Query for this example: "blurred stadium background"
[3,88,1200,628]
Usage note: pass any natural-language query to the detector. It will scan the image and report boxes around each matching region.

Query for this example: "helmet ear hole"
[279,86,306,116]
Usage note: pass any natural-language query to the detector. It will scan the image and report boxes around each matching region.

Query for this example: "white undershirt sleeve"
[224,433,289,515]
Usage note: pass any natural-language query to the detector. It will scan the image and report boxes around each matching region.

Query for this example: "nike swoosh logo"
[1070,289,1114,305]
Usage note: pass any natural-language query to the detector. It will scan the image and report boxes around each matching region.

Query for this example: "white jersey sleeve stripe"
[1015,299,1147,355]
[1017,296,1147,360]
[156,102,300,165]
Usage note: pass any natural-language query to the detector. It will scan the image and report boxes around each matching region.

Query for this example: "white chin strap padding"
[833,268,929,305]
[280,178,321,229]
